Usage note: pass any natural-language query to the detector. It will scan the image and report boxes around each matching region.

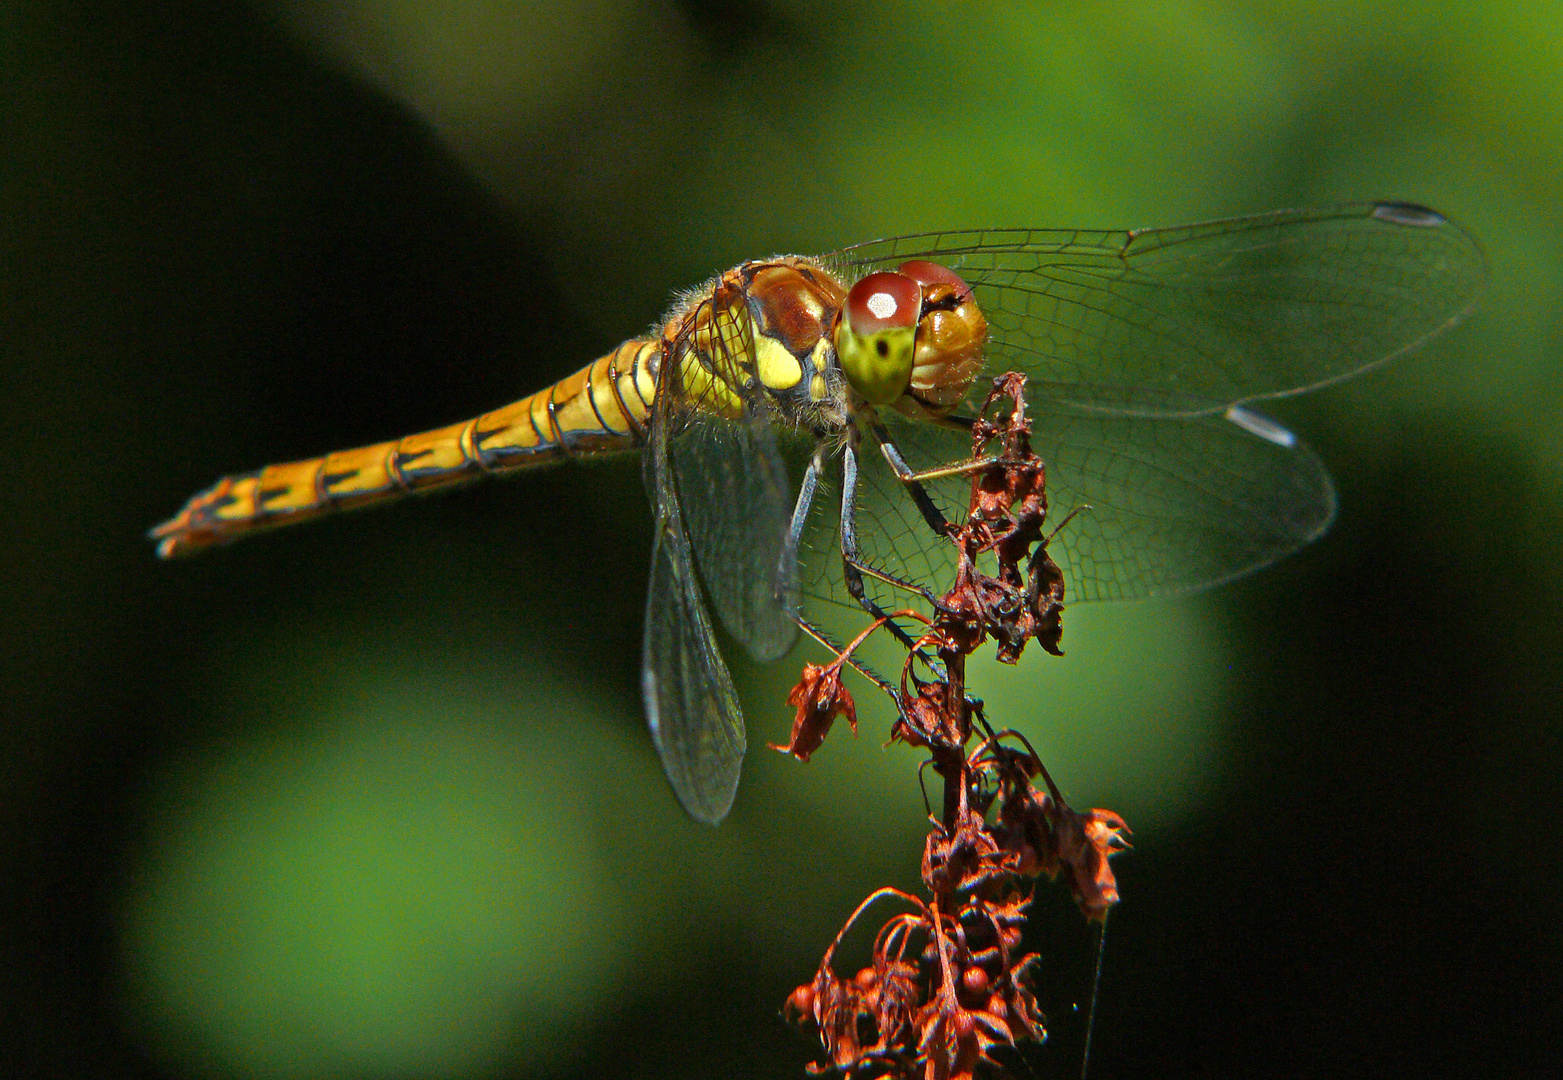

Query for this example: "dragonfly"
[151,201,1484,824]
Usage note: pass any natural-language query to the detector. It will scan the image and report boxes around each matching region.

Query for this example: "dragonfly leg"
[869,416,1021,520]
[889,452,1005,485]
[867,421,960,540]
[838,443,941,654]
[785,448,825,576]
[794,614,898,698]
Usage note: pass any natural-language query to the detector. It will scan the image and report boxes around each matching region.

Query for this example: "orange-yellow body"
[150,255,962,557]
[151,337,662,557]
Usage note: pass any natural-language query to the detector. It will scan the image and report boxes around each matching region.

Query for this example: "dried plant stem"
[782,375,1131,1079]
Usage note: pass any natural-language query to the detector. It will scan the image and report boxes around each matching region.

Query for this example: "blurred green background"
[4,1,1560,1076]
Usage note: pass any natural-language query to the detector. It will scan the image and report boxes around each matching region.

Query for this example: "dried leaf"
[783,374,1128,1078]
[1053,806,1132,920]
[773,661,858,762]
[1025,547,1066,659]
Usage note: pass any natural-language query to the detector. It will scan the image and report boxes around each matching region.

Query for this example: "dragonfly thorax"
[680,257,858,436]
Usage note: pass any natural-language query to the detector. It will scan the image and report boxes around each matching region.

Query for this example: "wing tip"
[1370,201,1447,228]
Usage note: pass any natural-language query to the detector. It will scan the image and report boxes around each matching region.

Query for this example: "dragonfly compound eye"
[896,260,988,419]
[836,271,921,406]
[897,259,973,300]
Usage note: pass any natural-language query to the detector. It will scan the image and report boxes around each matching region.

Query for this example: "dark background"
[5,2,1560,1077]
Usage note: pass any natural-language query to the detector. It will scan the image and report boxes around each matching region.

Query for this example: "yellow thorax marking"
[807,339,833,400]
[755,335,803,391]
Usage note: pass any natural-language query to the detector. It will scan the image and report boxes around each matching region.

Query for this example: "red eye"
[898,260,973,301]
[844,272,922,334]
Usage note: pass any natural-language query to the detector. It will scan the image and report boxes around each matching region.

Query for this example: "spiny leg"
[783,447,824,594]
[861,422,1001,720]
[794,614,897,698]
[838,442,943,656]
[867,415,1014,532]
[868,420,957,541]
[786,445,902,700]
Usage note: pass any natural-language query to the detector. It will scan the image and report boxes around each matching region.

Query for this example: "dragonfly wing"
[829,202,1485,415]
[638,281,803,823]
[1028,402,1335,599]
[799,402,1335,619]
[667,407,799,662]
[642,498,745,824]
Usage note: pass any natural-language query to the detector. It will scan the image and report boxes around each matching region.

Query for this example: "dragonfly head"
[834,260,987,418]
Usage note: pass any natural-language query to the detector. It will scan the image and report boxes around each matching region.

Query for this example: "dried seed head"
[783,374,1127,1077]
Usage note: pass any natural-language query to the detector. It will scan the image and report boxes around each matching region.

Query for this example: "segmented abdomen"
[151,339,660,557]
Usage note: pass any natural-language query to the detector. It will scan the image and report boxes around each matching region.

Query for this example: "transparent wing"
[642,499,745,825]
[799,403,1336,625]
[827,202,1485,416]
[638,282,801,823]
[668,411,798,661]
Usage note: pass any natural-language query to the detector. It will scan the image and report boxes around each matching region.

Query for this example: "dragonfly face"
[153,202,1486,825]
[734,255,989,433]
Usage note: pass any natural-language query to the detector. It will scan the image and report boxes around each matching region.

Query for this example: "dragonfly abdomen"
[151,339,660,557]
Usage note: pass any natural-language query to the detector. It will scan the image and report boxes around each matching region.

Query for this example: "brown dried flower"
[784,375,1129,1077]
[774,659,860,762]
